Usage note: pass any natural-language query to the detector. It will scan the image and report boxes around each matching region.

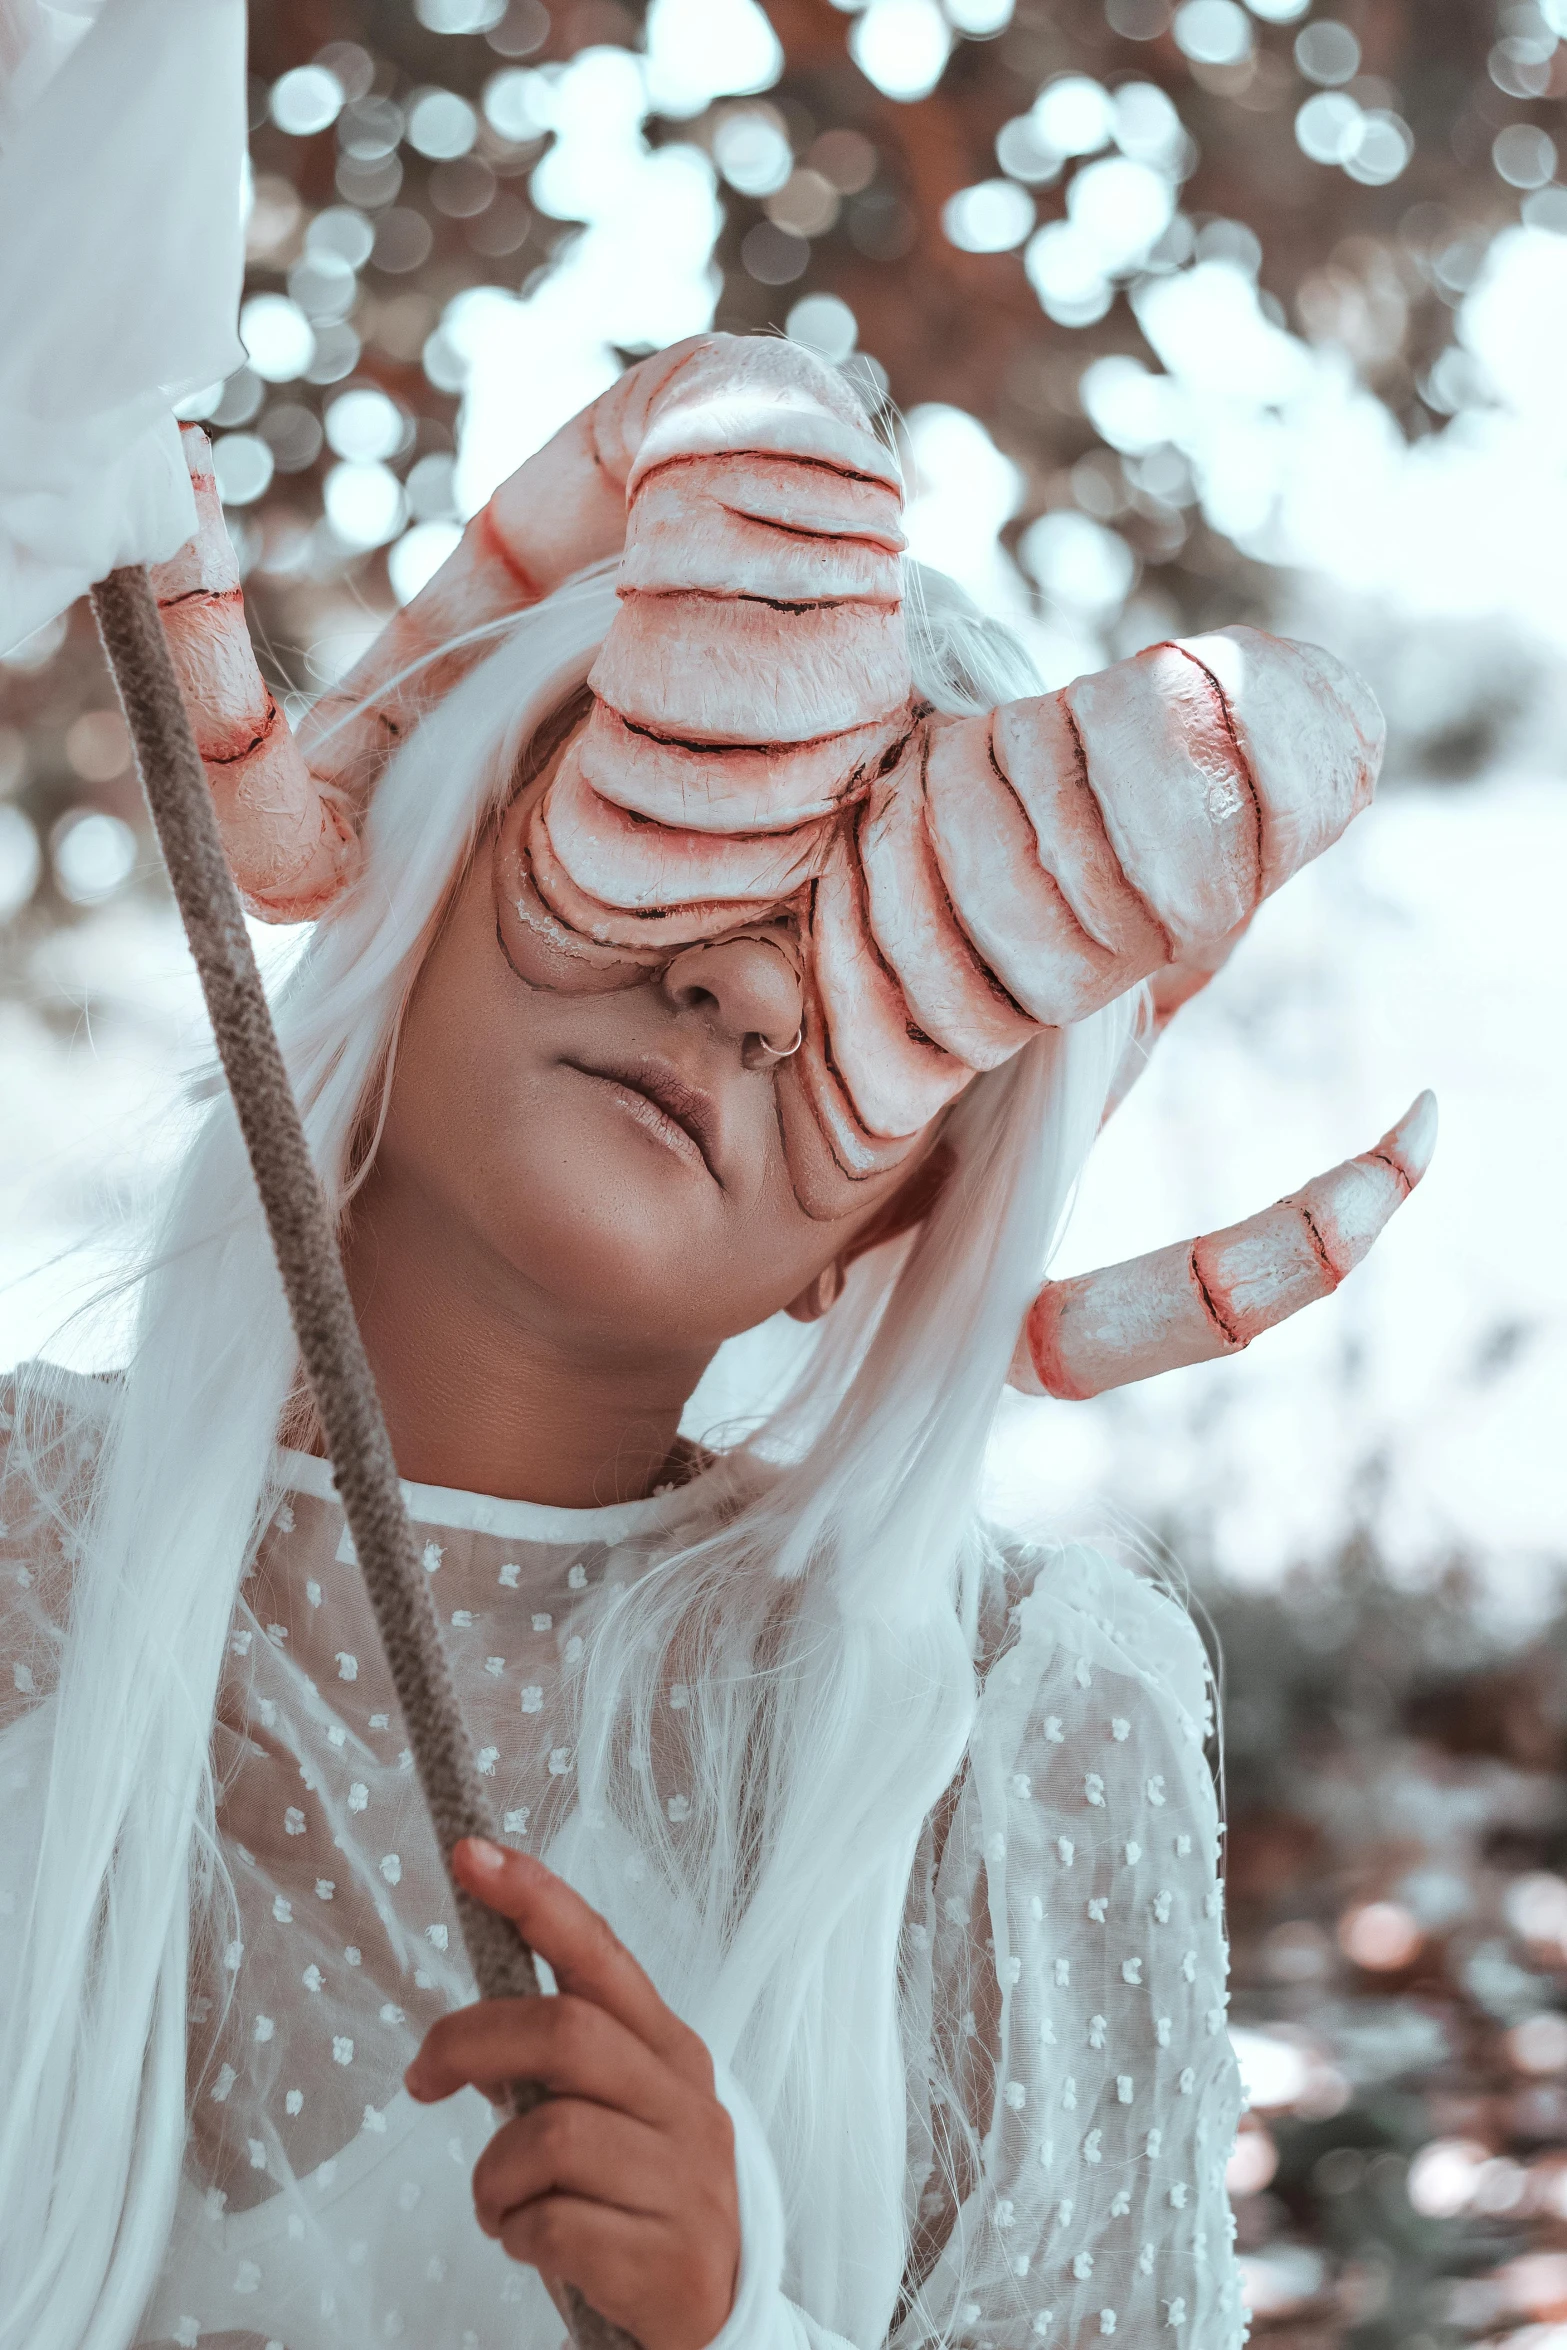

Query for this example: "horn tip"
[1383,1088,1438,1188]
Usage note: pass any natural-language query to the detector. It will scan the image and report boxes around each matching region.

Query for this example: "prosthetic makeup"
[149,333,1432,1397]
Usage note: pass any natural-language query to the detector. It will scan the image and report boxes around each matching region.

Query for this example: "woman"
[0,333,1427,2350]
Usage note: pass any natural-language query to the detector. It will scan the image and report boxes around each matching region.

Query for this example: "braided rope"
[91,564,640,2350]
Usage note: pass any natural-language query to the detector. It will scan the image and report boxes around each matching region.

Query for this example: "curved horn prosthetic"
[145,339,717,913]
[292,336,713,816]
[148,337,905,919]
[149,333,1389,1235]
[536,609,1382,1176]
[1010,1092,1437,1402]
[147,431,353,920]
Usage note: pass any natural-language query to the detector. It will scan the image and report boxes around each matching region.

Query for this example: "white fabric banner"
[0,0,247,653]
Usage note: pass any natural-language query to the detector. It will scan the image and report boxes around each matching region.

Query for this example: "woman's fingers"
[405,1989,676,2129]
[497,2195,737,2349]
[470,2096,672,2235]
[423,1847,743,2350]
[450,1839,715,2090]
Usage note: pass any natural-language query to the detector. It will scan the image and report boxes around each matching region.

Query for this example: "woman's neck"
[334,1165,710,1508]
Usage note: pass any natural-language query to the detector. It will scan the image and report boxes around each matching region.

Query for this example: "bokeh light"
[240,294,316,384]
[270,65,345,138]
[416,0,507,29]
[211,433,275,506]
[784,291,858,362]
[406,90,480,161]
[995,116,1061,185]
[51,812,137,906]
[1344,110,1414,187]
[1407,2138,1492,2218]
[1079,352,1181,449]
[1229,2027,1313,2109]
[482,67,553,142]
[63,712,129,784]
[1226,2120,1280,2195]
[260,404,325,474]
[1172,0,1252,66]
[323,461,406,549]
[1338,1900,1423,1971]
[1510,2014,1567,2075]
[767,169,840,238]
[1033,74,1116,157]
[1025,221,1113,326]
[405,452,458,521]
[643,0,784,119]
[1019,508,1137,612]
[0,805,41,921]
[307,209,375,270]
[1506,1872,1567,1948]
[1294,19,1361,83]
[1067,155,1175,273]
[1112,81,1186,167]
[324,389,407,464]
[943,179,1034,252]
[1495,124,1560,190]
[947,0,1014,31]
[713,107,793,196]
[849,0,952,103]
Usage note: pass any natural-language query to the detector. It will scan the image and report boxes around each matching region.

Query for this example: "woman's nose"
[660,932,805,1062]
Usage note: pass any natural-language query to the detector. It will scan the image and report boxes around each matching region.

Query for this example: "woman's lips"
[563,1053,725,1182]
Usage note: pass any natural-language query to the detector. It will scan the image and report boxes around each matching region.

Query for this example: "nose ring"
[743,1025,804,1070]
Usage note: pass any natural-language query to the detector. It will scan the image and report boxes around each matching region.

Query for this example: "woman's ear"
[783,1142,956,1323]
[785,1259,847,1324]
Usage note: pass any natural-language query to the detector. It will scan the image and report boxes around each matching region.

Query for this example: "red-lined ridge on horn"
[1010,1093,1438,1402]
[148,336,1400,1260]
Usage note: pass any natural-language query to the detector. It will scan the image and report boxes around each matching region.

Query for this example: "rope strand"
[90,562,640,2350]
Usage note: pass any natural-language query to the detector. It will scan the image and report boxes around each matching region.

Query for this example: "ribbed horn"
[145,337,1405,1250]
[143,339,723,916]
[1010,1092,1437,1401]
[147,427,352,920]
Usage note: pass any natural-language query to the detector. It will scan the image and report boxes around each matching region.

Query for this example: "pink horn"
[291,338,712,815]
[145,336,1411,1255]
[143,340,720,917]
[147,427,354,920]
[849,627,1384,1110]
[1010,1092,1438,1401]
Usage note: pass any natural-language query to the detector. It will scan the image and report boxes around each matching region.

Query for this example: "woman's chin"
[495,1158,735,1347]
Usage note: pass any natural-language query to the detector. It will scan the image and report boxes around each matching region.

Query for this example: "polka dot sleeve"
[896,1543,1248,2348]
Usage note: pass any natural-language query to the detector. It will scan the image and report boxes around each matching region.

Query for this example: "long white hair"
[0,562,1132,2349]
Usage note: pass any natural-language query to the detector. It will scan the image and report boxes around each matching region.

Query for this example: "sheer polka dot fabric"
[0,1376,1244,2348]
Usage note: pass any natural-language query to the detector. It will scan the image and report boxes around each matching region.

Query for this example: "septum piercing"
[742,1026,805,1070]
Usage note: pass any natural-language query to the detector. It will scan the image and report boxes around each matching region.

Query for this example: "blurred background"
[1,0,1564,2338]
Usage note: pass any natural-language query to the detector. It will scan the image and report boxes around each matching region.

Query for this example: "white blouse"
[0,1373,1245,2350]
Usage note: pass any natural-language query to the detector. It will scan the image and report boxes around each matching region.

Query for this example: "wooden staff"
[90,561,640,2350]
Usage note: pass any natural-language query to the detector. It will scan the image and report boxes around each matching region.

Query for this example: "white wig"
[0,561,1131,2349]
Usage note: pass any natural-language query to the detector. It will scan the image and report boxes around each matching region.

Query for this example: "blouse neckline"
[275,1441,724,1546]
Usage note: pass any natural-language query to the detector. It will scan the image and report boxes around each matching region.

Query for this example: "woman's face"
[369,810,940,1364]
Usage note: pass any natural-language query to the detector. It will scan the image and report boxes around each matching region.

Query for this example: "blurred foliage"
[3,0,1564,968]
[1195,1527,1567,2345]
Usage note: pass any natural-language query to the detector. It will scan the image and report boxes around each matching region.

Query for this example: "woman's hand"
[404,1839,740,2350]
